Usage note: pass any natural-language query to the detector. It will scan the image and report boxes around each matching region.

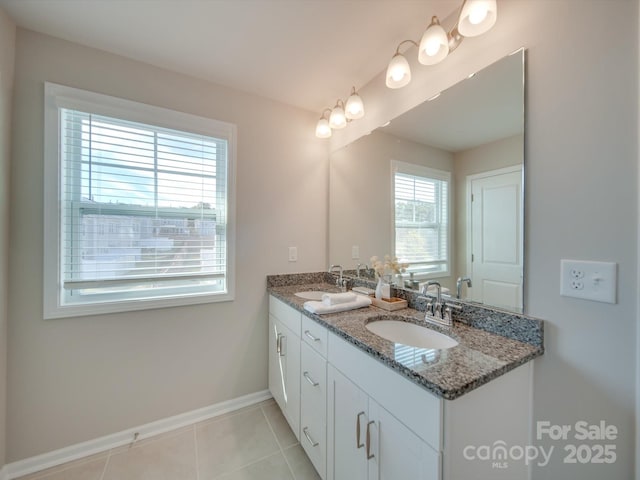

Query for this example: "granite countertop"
[268,281,543,400]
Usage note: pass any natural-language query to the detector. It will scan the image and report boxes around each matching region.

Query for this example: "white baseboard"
[4,389,271,480]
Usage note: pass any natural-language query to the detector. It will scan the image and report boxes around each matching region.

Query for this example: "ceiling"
[0,0,461,113]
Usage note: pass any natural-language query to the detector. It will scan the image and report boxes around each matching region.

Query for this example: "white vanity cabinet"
[268,294,534,480]
[268,296,301,440]
[327,332,440,480]
[327,366,438,480]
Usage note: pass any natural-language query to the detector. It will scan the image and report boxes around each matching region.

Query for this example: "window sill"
[43,291,234,320]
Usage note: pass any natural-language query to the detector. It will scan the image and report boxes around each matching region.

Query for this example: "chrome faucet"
[329,264,346,291]
[420,280,461,328]
[456,277,472,299]
[423,281,442,303]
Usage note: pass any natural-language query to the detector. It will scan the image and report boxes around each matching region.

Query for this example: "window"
[44,83,236,318]
[392,161,450,278]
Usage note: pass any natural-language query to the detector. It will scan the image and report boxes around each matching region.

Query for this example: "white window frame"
[43,82,237,319]
[390,160,451,281]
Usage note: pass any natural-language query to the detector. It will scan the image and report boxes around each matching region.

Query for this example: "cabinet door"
[327,366,369,480]
[268,315,300,439]
[280,319,300,438]
[268,314,284,409]
[368,400,440,480]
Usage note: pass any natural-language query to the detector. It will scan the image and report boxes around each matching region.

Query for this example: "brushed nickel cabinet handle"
[366,420,375,460]
[303,371,319,387]
[278,334,285,357]
[304,330,320,342]
[356,411,365,449]
[276,333,282,354]
[303,427,319,447]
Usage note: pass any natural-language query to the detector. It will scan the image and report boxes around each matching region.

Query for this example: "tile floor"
[16,399,320,480]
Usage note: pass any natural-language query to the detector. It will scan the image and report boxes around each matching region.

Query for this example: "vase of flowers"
[370,255,408,300]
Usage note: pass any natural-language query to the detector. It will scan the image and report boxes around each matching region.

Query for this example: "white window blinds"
[44,83,236,318]
[393,162,450,277]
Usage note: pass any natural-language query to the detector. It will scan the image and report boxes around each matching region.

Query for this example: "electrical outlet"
[288,246,297,262]
[352,245,360,260]
[560,259,617,303]
[571,269,584,279]
[570,280,584,290]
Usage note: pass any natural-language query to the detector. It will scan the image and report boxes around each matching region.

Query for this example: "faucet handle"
[443,302,462,322]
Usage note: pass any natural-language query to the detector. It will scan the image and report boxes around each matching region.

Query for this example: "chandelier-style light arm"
[393,39,419,56]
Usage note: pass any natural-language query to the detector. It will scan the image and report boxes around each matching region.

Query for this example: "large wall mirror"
[329,50,525,313]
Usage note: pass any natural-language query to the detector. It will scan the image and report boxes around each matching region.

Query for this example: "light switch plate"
[352,245,360,260]
[288,246,297,262]
[560,259,617,304]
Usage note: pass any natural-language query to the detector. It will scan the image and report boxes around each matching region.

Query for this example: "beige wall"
[0,6,15,469]
[4,2,640,477]
[453,134,523,283]
[332,1,638,478]
[7,29,328,461]
[329,130,454,288]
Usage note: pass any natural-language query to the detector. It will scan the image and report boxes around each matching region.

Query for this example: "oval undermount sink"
[294,291,327,301]
[366,319,458,350]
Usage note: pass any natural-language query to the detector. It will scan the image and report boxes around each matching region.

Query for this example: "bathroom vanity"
[267,273,543,480]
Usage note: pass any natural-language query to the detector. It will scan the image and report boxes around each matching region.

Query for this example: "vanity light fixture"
[419,17,449,65]
[385,40,416,89]
[458,0,497,37]
[315,109,333,139]
[329,100,347,129]
[345,87,365,120]
[385,0,497,89]
[315,87,365,138]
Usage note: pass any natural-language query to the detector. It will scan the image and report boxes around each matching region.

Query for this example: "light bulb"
[329,104,347,129]
[315,117,332,138]
[425,38,441,56]
[458,0,497,37]
[345,91,364,120]
[418,17,449,66]
[469,7,488,25]
[385,53,411,89]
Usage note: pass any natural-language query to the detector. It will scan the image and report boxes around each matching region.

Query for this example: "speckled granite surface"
[267,276,544,400]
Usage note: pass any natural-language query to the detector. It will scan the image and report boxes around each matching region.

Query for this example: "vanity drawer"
[302,315,328,358]
[269,295,301,336]
[301,341,327,410]
[300,341,327,478]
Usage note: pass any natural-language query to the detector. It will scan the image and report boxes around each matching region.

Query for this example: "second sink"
[294,291,327,301]
[366,318,458,350]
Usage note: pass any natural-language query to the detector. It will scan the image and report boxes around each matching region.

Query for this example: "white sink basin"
[295,291,327,301]
[366,320,458,350]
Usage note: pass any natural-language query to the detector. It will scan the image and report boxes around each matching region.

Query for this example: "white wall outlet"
[352,245,360,260]
[560,259,617,304]
[288,246,297,262]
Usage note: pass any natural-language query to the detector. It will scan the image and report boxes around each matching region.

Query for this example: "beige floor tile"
[196,407,280,480]
[283,444,321,480]
[103,429,197,480]
[261,402,298,449]
[14,454,108,480]
[216,452,294,480]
